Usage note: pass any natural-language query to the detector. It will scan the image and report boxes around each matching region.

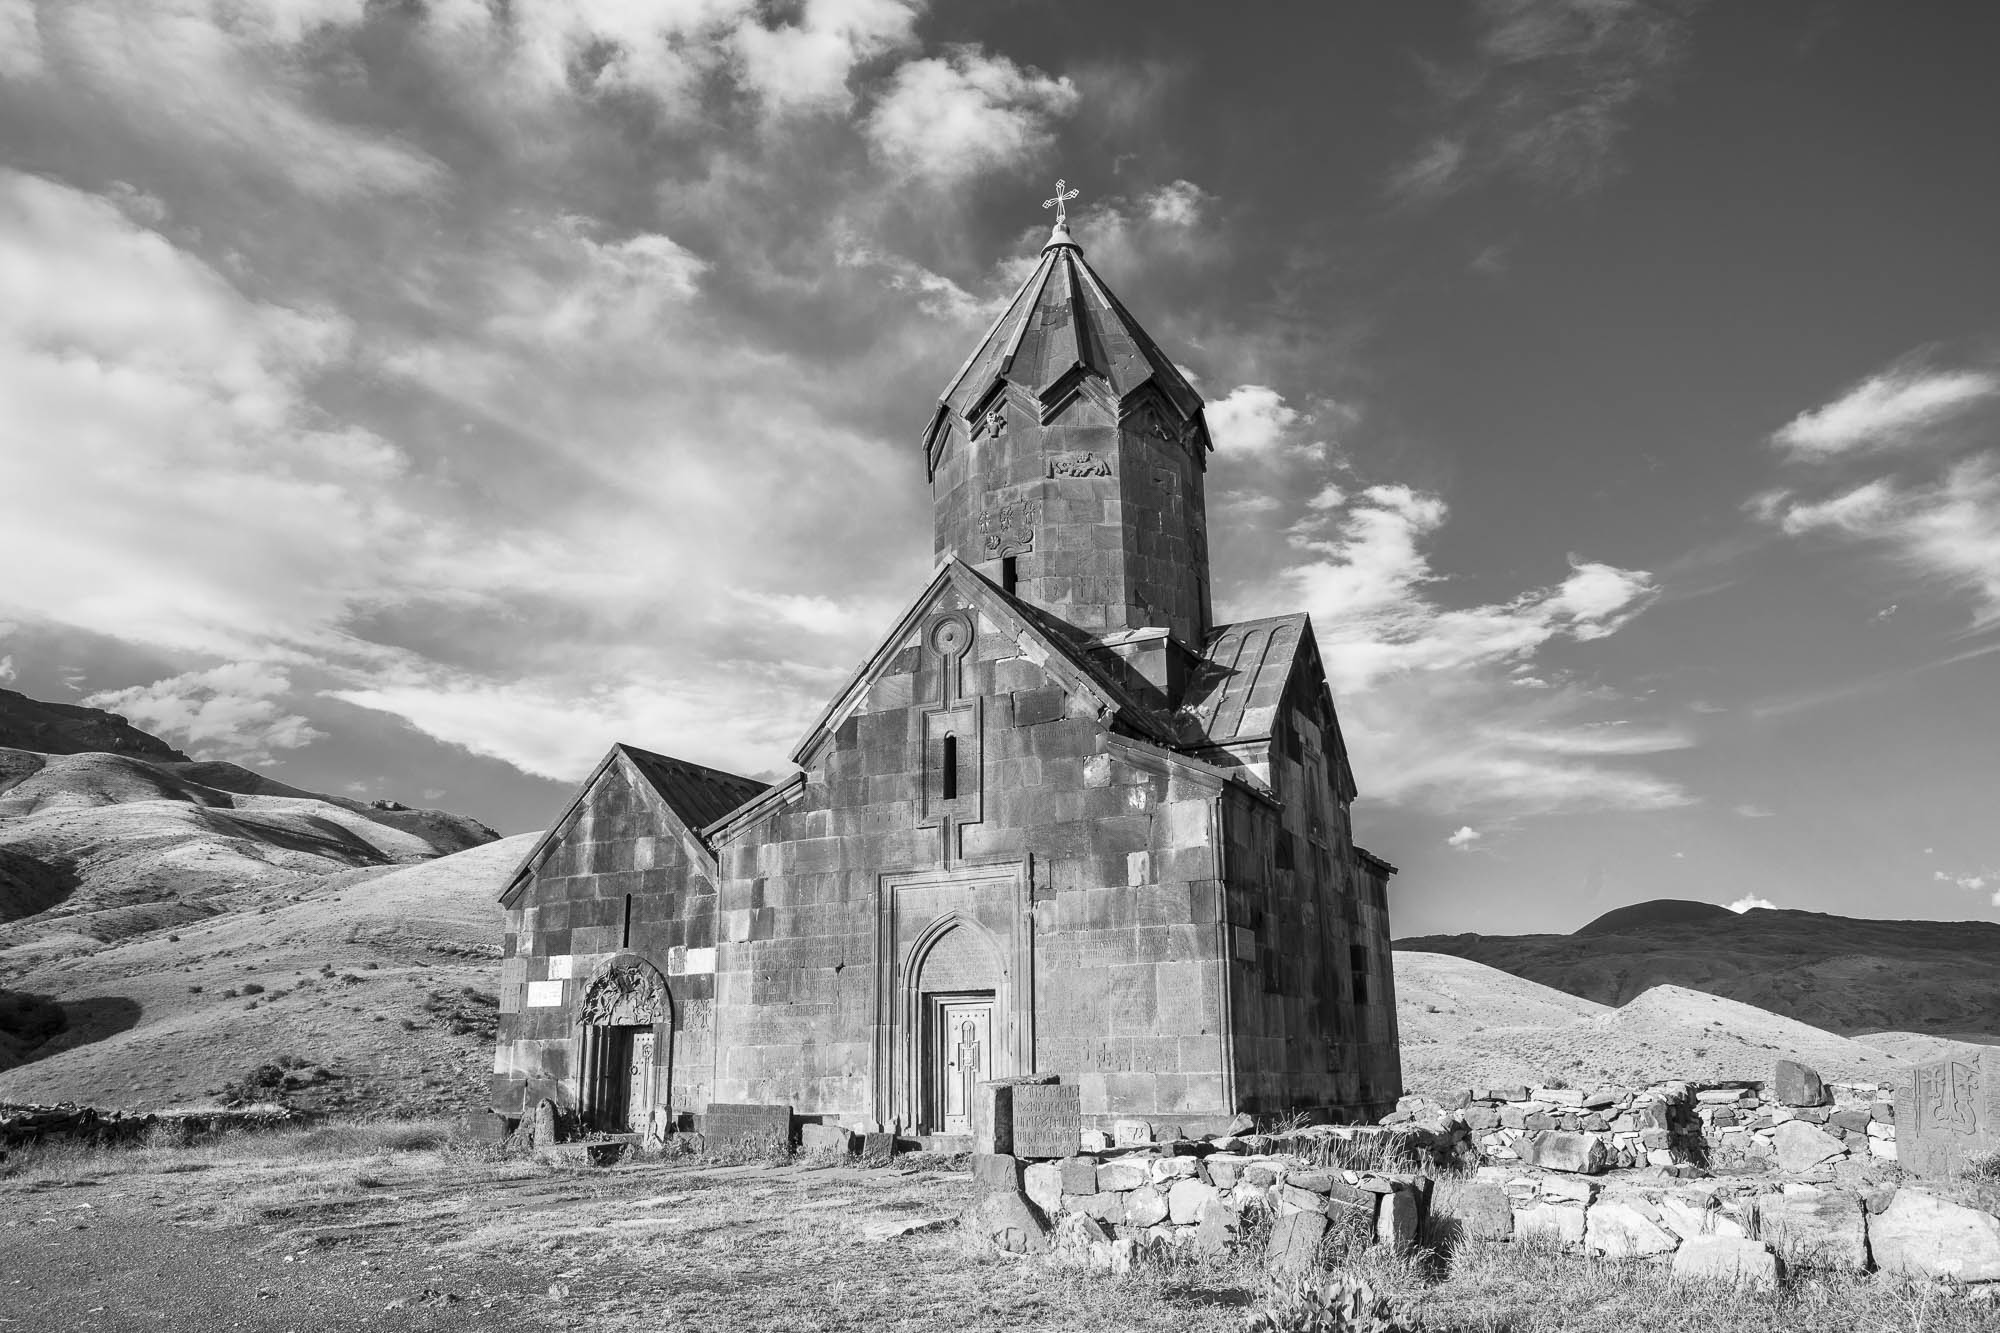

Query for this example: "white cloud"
[1207,385,1302,456]
[1218,391,1682,817]
[1143,180,1211,228]
[1727,895,1777,913]
[1774,362,1999,459]
[733,0,921,112]
[1446,825,1481,850]
[1773,458,2000,626]
[1732,803,1775,819]
[0,654,15,683]
[1306,483,1348,511]
[83,663,325,763]
[0,0,43,79]
[865,47,1078,186]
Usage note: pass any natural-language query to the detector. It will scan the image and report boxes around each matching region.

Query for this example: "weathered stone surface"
[1585,1199,1678,1260]
[1056,1156,1097,1196]
[800,1123,854,1155]
[1771,1121,1846,1174]
[1168,1178,1220,1226]
[1538,1176,1599,1204]
[972,1153,1024,1193]
[531,1098,559,1148]
[1122,1185,1168,1227]
[1774,1060,1827,1108]
[1193,1198,1238,1254]
[1376,1190,1418,1255]
[1657,1196,1745,1241]
[1896,1053,2000,1180]
[1023,1162,1064,1216]
[1274,1183,1329,1215]
[704,1102,792,1151]
[1513,1131,1608,1175]
[1284,1170,1335,1194]
[863,1216,956,1242]
[1009,1084,1082,1159]
[1265,1211,1328,1275]
[1113,1118,1153,1147]
[859,1131,896,1163]
[1755,1191,1867,1271]
[1514,1203,1586,1248]
[1148,1155,1200,1182]
[1867,1190,2000,1283]
[1094,1160,1149,1192]
[1671,1236,1780,1291]
[961,1186,1050,1255]
[1459,1183,1514,1241]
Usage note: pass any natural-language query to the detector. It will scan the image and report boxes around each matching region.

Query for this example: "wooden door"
[626,1030,655,1132]
[934,999,992,1135]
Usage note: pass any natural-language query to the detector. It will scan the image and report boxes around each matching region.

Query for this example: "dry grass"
[4,1124,1996,1333]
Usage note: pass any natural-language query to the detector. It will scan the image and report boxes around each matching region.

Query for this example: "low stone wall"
[1386,1069,1897,1175]
[0,1100,306,1150]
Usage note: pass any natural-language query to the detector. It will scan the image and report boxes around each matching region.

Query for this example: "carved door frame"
[873,862,1032,1132]
[575,954,673,1131]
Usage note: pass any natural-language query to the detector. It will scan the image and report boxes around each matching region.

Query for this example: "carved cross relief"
[918,612,983,865]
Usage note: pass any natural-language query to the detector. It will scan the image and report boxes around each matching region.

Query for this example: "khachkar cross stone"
[1043,178,1080,226]
[954,1020,982,1117]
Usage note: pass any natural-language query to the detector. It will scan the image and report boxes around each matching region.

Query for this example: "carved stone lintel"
[979,500,1040,558]
[581,962,668,1026]
[1046,451,1111,479]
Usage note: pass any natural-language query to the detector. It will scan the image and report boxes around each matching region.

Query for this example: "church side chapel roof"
[927,219,1208,461]
[617,745,770,831]
[1181,614,1358,800]
[498,743,768,901]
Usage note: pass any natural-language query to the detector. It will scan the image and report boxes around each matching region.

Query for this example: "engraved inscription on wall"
[979,500,1041,557]
[1009,1083,1082,1158]
[1047,451,1111,478]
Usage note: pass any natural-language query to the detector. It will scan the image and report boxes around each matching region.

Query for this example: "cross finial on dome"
[1042,178,1080,226]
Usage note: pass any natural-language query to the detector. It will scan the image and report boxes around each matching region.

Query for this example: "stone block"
[860,1131,896,1163]
[1771,1121,1846,1174]
[1585,1199,1678,1260]
[1008,1083,1081,1159]
[1112,1117,1153,1147]
[1457,1183,1514,1241]
[1671,1236,1780,1292]
[701,1102,794,1151]
[972,1153,1024,1193]
[799,1123,854,1155]
[1867,1190,2000,1283]
[1024,1162,1064,1217]
[1774,1060,1827,1108]
[1274,1184,1330,1215]
[961,1186,1051,1256]
[1376,1190,1418,1255]
[1513,1131,1608,1174]
[1657,1196,1744,1241]
[1094,1159,1149,1192]
[1513,1202,1586,1248]
[1193,1198,1238,1255]
[1122,1185,1168,1227]
[1895,1052,2000,1180]
[1057,1156,1098,1196]
[1264,1211,1328,1276]
[1755,1191,1867,1271]
[1168,1178,1220,1225]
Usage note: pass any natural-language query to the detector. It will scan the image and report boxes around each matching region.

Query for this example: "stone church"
[490,204,1402,1140]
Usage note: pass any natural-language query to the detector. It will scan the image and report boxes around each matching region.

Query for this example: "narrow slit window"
[622,893,633,950]
[1001,555,1018,595]
[942,733,959,800]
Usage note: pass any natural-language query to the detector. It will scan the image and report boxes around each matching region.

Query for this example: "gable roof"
[497,743,767,903]
[1180,613,1357,801]
[789,557,1180,767]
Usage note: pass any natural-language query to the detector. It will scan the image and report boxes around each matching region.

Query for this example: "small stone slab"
[1376,1190,1418,1254]
[1512,1131,1608,1175]
[799,1123,854,1155]
[1264,1211,1328,1275]
[862,1216,955,1242]
[1895,1052,2000,1180]
[960,1187,1050,1255]
[1771,1121,1846,1174]
[1755,1191,1867,1271]
[859,1131,897,1164]
[1458,1183,1513,1241]
[1585,1199,1678,1260]
[1774,1059,1827,1107]
[703,1102,793,1152]
[1671,1236,1780,1291]
[1868,1190,2000,1283]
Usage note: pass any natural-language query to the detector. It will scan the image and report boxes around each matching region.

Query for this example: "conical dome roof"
[925,223,1207,461]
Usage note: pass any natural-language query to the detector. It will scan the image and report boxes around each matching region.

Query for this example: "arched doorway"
[577,958,670,1133]
[913,923,1003,1135]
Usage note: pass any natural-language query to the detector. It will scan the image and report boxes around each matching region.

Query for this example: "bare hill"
[1392,950,1938,1094]
[1398,900,2000,1041]
[0,834,533,1112]
[0,686,189,761]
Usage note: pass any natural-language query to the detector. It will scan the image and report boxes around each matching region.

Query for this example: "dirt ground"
[0,1138,1251,1333]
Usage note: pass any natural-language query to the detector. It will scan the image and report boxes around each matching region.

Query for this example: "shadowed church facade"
[490,205,1402,1137]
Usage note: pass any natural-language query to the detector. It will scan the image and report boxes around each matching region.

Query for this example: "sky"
[1,0,1996,937]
